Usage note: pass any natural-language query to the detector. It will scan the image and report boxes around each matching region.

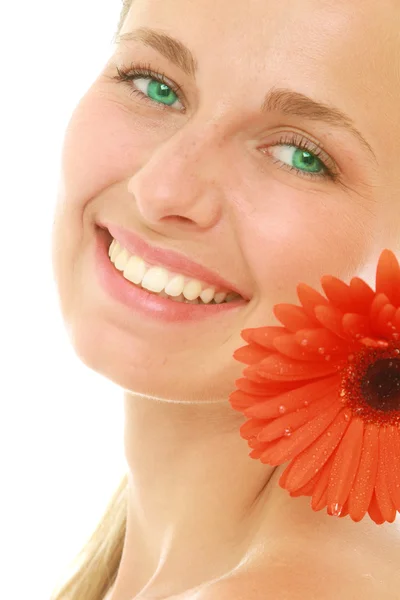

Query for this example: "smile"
[108,237,242,305]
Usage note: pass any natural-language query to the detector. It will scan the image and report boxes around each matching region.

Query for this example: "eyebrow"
[262,88,376,160]
[115,27,376,162]
[116,27,198,77]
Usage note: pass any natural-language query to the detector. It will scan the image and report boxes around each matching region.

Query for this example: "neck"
[110,391,275,599]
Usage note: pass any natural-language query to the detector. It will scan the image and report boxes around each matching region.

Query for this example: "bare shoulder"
[197,547,400,600]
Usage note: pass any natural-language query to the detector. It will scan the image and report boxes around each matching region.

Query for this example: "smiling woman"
[50,0,400,599]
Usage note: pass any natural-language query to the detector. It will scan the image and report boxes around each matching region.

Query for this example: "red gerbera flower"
[229,249,400,524]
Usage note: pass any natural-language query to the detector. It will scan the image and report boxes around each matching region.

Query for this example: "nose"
[127,124,225,229]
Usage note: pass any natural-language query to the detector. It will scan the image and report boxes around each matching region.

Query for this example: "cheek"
[53,87,157,318]
[240,187,376,300]
[60,91,150,207]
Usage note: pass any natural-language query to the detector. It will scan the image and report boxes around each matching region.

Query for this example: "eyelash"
[262,133,338,181]
[112,63,338,182]
[112,61,185,107]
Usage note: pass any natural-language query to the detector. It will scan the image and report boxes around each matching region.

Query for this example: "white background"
[1,2,127,598]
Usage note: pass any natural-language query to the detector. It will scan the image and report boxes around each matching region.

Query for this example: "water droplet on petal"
[303,400,309,407]
[325,355,331,361]
[392,333,400,341]
[278,405,286,414]
[377,340,389,349]
[283,427,292,437]
[318,347,325,355]
[344,412,351,421]
[300,339,308,347]
[348,354,355,362]
[329,503,343,517]
[326,431,332,437]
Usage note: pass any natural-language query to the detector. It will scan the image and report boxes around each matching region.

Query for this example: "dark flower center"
[360,358,400,412]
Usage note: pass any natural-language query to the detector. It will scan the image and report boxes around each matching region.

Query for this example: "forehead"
[123,0,399,63]
[120,0,400,156]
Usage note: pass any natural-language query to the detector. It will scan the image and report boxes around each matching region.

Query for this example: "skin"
[52,0,400,598]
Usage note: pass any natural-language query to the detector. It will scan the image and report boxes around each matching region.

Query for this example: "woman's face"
[52,0,400,402]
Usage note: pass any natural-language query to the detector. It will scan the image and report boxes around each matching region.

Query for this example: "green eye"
[269,144,329,178]
[147,80,178,106]
[134,77,182,108]
[292,148,324,173]
[113,65,184,110]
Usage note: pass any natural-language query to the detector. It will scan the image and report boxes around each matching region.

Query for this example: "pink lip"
[97,221,249,299]
[94,227,247,323]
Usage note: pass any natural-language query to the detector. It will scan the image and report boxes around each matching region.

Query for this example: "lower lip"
[94,227,247,323]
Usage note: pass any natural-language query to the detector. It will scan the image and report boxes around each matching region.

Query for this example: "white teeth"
[199,288,216,304]
[114,248,130,271]
[183,280,203,301]
[165,275,185,297]
[108,237,243,305]
[108,239,116,258]
[214,292,227,304]
[111,241,122,262]
[124,256,147,285]
[141,267,170,293]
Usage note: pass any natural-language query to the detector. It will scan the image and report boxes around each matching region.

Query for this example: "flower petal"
[243,376,339,419]
[257,353,340,381]
[233,378,272,396]
[235,378,299,397]
[283,409,349,492]
[247,326,287,350]
[239,418,267,439]
[273,304,317,332]
[326,417,364,515]
[374,302,397,339]
[273,333,316,361]
[229,390,264,410]
[374,427,397,523]
[369,293,390,328]
[242,365,267,383]
[311,452,337,511]
[347,424,379,522]
[233,343,270,365]
[240,328,259,343]
[256,387,338,442]
[375,249,400,307]
[384,426,400,512]
[341,313,372,339]
[395,307,400,332]
[289,471,320,497]
[259,396,343,465]
[249,446,273,459]
[296,283,330,321]
[314,305,347,339]
[349,276,376,315]
[368,491,385,525]
[294,328,348,358]
[278,462,295,488]
[338,498,350,518]
[321,275,354,313]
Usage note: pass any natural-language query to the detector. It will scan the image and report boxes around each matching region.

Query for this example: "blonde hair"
[50,5,132,599]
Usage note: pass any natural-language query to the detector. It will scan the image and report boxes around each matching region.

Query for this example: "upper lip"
[98,221,249,300]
